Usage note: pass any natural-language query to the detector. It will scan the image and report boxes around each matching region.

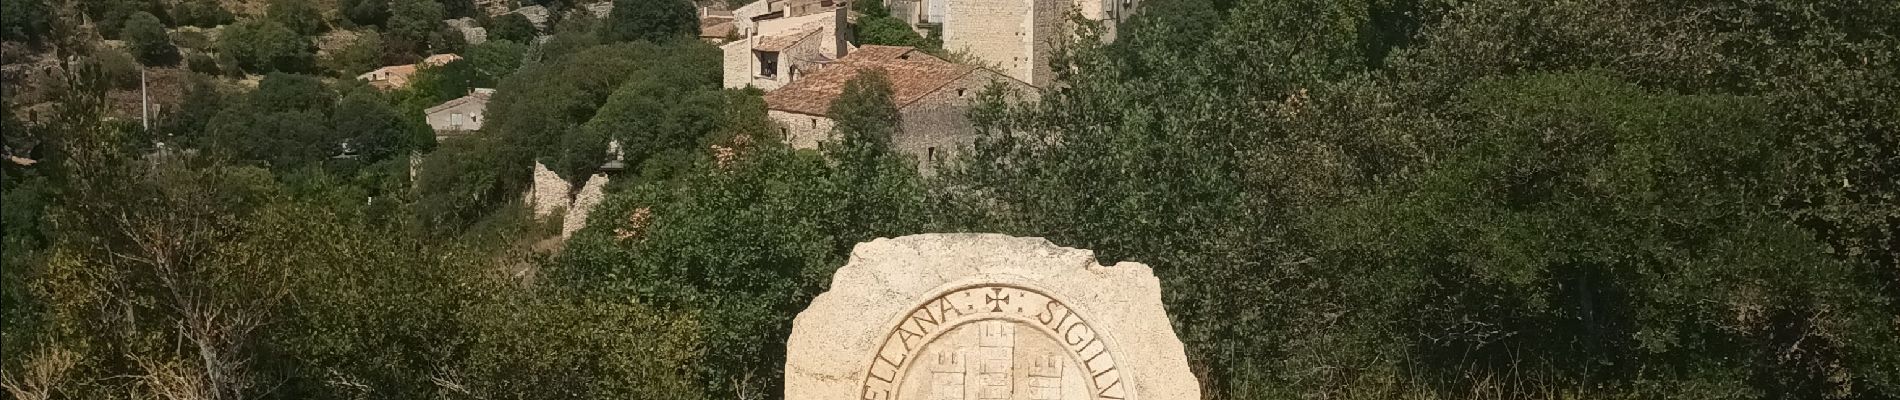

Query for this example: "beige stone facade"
[721,6,850,90]
[927,0,1138,87]
[423,88,494,140]
[769,109,837,149]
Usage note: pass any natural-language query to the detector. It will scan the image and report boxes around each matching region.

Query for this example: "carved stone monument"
[786,234,1200,400]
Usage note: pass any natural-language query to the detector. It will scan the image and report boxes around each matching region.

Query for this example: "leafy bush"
[122,11,177,65]
[267,0,325,35]
[598,0,696,43]
[218,19,312,73]
[171,0,233,28]
[487,12,537,43]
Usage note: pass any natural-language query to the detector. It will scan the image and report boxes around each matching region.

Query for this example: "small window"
[757,51,780,78]
[811,118,818,128]
[956,88,967,97]
[780,127,789,135]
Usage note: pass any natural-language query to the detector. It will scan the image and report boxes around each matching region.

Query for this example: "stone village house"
[722,0,852,91]
[763,45,1034,173]
[357,53,462,91]
[424,88,495,141]
[884,0,1139,87]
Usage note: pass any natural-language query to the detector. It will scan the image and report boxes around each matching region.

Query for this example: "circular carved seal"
[858,284,1131,400]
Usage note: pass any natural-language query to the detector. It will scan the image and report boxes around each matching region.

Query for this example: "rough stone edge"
[784,233,1200,400]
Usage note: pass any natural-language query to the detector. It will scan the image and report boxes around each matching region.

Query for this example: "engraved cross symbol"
[984,288,1011,312]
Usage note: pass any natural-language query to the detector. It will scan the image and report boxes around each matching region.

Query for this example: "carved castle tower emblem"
[784,235,1200,400]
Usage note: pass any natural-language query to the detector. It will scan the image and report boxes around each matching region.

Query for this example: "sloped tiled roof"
[358,64,418,89]
[754,26,821,51]
[425,88,495,115]
[763,47,980,116]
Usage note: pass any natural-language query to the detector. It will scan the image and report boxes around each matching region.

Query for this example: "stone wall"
[723,9,847,90]
[894,69,1037,174]
[424,98,487,133]
[721,40,754,89]
[938,0,1136,88]
[561,173,610,238]
[768,69,1034,174]
[769,109,836,149]
[526,161,571,218]
[943,0,1035,86]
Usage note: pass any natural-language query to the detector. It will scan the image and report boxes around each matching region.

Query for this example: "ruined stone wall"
[769,109,836,149]
[893,70,1035,174]
[561,173,610,238]
[526,161,571,218]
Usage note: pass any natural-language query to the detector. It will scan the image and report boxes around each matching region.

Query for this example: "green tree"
[122,11,177,66]
[430,23,469,54]
[1,0,54,42]
[267,0,326,35]
[387,0,447,54]
[339,0,391,27]
[163,73,226,142]
[321,30,386,77]
[598,0,697,43]
[218,18,312,73]
[172,0,234,28]
[854,15,933,49]
[80,0,156,39]
[333,90,430,162]
[463,39,526,86]
[440,0,477,18]
[581,55,722,173]
[487,12,538,43]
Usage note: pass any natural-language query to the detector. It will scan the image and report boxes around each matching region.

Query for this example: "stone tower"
[937,0,1138,87]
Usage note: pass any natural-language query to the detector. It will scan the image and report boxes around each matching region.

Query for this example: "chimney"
[834,5,848,58]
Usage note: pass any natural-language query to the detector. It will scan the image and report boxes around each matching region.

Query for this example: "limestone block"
[528,161,570,218]
[561,173,609,238]
[786,234,1200,400]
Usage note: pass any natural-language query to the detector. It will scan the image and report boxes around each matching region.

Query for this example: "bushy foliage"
[80,0,160,39]
[1,0,55,42]
[171,0,234,28]
[320,31,386,77]
[941,0,1900,398]
[339,0,391,27]
[483,41,716,183]
[122,11,177,66]
[267,0,326,35]
[487,12,538,43]
[556,71,929,399]
[598,0,697,43]
[218,18,313,73]
[334,89,432,161]
[386,0,446,56]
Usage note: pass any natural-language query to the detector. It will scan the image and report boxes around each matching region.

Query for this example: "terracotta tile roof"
[425,88,495,115]
[754,26,820,51]
[358,54,462,90]
[764,47,979,116]
[358,64,418,90]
